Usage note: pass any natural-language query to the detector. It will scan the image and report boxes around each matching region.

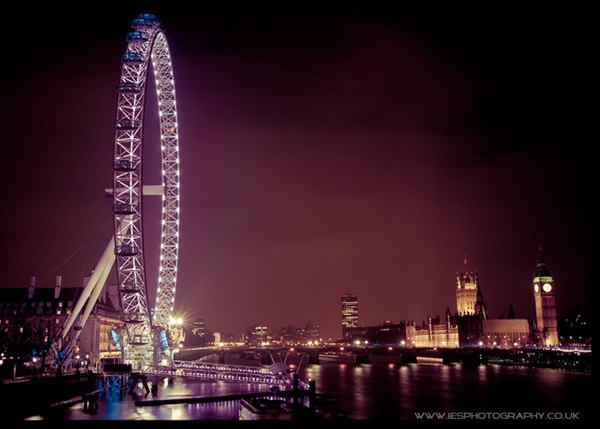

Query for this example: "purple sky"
[1,5,590,340]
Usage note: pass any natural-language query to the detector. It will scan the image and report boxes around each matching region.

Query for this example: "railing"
[1,368,86,384]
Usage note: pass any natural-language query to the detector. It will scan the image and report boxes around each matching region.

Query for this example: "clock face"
[543,283,552,293]
[534,284,539,293]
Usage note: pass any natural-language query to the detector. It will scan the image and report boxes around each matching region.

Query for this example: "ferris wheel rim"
[111,13,180,354]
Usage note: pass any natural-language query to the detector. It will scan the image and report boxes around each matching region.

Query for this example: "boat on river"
[318,350,359,364]
[239,398,297,420]
[238,395,349,420]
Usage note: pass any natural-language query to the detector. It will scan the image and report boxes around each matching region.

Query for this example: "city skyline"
[195,249,581,343]
[1,4,591,340]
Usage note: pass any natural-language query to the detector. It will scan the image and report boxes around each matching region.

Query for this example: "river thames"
[23,360,592,425]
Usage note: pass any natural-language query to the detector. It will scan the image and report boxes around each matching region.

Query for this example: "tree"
[28,316,62,376]
[3,310,34,377]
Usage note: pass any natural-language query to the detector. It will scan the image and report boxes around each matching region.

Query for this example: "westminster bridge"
[173,344,591,371]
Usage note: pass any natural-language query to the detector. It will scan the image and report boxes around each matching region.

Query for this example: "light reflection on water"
[301,363,592,420]
[42,363,591,421]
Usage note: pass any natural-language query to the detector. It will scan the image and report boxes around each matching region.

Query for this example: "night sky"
[1,4,591,340]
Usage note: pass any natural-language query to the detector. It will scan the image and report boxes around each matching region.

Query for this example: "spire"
[464,254,468,266]
[474,285,488,319]
[508,303,515,319]
[535,245,552,277]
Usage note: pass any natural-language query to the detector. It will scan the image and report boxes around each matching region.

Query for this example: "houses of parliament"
[342,247,564,348]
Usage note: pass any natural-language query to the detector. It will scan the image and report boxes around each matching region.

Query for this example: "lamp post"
[168,315,185,368]
[75,355,80,380]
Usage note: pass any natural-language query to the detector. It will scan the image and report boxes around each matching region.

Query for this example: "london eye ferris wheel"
[48,13,182,371]
[111,13,181,368]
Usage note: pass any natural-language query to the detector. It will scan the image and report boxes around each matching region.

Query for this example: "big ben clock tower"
[532,246,559,346]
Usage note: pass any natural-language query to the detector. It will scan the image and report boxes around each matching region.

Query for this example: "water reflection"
[300,363,591,420]
[35,363,591,421]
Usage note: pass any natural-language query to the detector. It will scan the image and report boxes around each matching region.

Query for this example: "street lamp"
[167,315,185,367]
[168,315,185,347]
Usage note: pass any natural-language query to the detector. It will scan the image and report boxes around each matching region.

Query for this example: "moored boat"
[240,398,294,420]
[416,355,444,365]
[238,395,349,420]
[318,350,358,364]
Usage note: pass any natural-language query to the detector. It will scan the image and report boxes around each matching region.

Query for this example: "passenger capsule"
[126,31,149,42]
[121,52,144,63]
[114,119,141,129]
[117,82,142,93]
